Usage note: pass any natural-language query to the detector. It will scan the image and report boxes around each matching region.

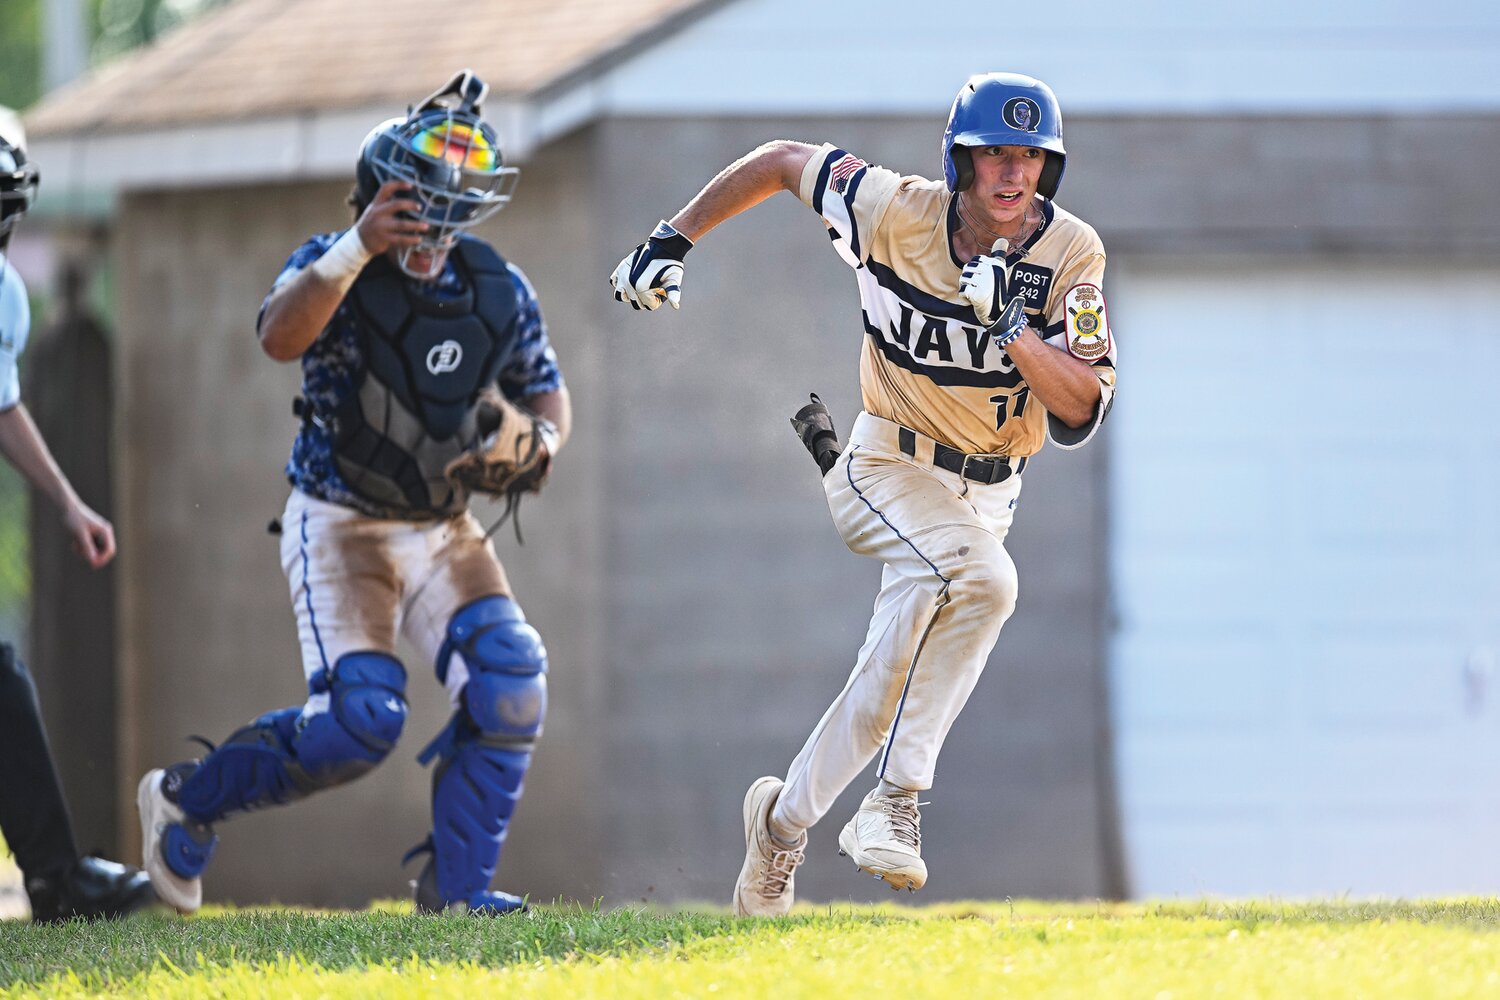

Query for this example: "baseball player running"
[610,73,1116,915]
[136,71,569,915]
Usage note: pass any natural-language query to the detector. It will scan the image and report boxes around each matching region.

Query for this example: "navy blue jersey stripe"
[1028,199,1056,250]
[945,195,965,268]
[840,166,867,261]
[868,255,1050,328]
[811,148,842,216]
[862,314,1026,390]
[865,258,973,322]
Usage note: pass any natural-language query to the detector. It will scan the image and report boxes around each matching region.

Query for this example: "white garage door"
[1110,259,1500,897]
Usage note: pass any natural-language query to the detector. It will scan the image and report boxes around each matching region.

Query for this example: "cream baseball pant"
[773,412,1022,834]
[279,489,512,711]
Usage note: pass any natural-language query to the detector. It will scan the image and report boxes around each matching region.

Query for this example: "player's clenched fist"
[610,220,694,311]
[959,241,1028,348]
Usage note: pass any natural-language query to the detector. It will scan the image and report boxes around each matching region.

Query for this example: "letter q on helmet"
[0,131,39,252]
[942,72,1066,199]
[354,70,519,276]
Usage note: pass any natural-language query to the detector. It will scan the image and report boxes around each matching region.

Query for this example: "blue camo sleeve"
[497,263,564,400]
[256,233,339,333]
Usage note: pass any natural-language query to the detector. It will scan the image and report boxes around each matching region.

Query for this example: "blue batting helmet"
[942,73,1066,199]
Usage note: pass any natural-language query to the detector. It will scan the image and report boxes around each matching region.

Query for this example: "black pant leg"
[0,642,79,880]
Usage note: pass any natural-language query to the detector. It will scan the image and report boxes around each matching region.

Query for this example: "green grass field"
[5,899,1500,998]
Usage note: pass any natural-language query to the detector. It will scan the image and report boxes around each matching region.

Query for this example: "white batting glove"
[959,240,1029,348]
[610,220,694,311]
[959,241,1013,327]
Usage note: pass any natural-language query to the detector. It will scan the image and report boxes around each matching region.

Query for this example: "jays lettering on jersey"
[0,259,30,411]
[799,144,1116,457]
[260,231,563,515]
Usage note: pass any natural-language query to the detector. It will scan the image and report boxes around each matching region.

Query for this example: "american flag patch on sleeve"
[829,153,866,194]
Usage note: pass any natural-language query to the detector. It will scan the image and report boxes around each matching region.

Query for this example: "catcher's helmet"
[354,70,519,278]
[942,72,1065,199]
[0,133,38,253]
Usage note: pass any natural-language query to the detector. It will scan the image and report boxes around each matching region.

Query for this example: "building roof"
[26,0,717,137]
[30,0,1498,202]
[23,0,725,199]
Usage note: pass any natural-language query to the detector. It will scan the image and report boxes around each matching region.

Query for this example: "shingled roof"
[26,0,720,136]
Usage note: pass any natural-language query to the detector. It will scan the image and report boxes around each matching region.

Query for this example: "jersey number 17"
[988,388,1029,431]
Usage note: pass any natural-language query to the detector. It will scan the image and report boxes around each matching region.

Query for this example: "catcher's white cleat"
[732,776,806,918]
[837,787,928,892]
[137,767,217,914]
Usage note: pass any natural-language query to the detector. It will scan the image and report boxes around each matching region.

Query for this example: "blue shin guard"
[413,596,546,914]
[174,652,408,824]
[411,744,532,913]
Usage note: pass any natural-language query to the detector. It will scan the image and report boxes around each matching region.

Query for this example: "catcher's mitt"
[445,388,556,499]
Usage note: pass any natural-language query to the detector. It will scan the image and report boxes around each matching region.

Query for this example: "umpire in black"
[0,121,154,922]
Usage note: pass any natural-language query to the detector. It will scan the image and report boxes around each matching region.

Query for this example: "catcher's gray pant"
[774,412,1021,833]
[280,489,511,710]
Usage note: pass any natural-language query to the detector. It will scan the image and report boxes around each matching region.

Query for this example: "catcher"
[136,71,568,916]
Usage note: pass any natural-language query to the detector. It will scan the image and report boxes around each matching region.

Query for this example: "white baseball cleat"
[837,787,928,892]
[732,776,806,918]
[137,767,217,915]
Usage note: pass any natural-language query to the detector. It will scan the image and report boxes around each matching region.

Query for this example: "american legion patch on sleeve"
[1064,283,1110,360]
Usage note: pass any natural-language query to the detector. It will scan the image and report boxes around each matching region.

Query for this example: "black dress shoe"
[27,856,157,922]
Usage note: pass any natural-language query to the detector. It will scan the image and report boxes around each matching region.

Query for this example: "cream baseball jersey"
[798,144,1117,457]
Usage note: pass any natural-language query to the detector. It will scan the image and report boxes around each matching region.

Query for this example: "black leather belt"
[898,426,1026,485]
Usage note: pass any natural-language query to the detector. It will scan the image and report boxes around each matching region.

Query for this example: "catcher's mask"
[942,72,1065,199]
[0,134,38,254]
[355,70,519,279]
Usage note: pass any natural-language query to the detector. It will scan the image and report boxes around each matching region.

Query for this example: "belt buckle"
[961,453,1005,484]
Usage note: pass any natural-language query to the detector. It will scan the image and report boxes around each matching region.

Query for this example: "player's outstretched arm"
[609,140,817,311]
[669,140,818,242]
[258,180,427,361]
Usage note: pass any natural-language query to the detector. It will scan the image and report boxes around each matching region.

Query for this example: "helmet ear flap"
[1038,152,1064,201]
[950,145,974,192]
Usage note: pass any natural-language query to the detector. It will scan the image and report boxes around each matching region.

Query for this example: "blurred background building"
[3,0,1498,907]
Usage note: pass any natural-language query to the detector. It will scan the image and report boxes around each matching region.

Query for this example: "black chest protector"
[329,239,520,517]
